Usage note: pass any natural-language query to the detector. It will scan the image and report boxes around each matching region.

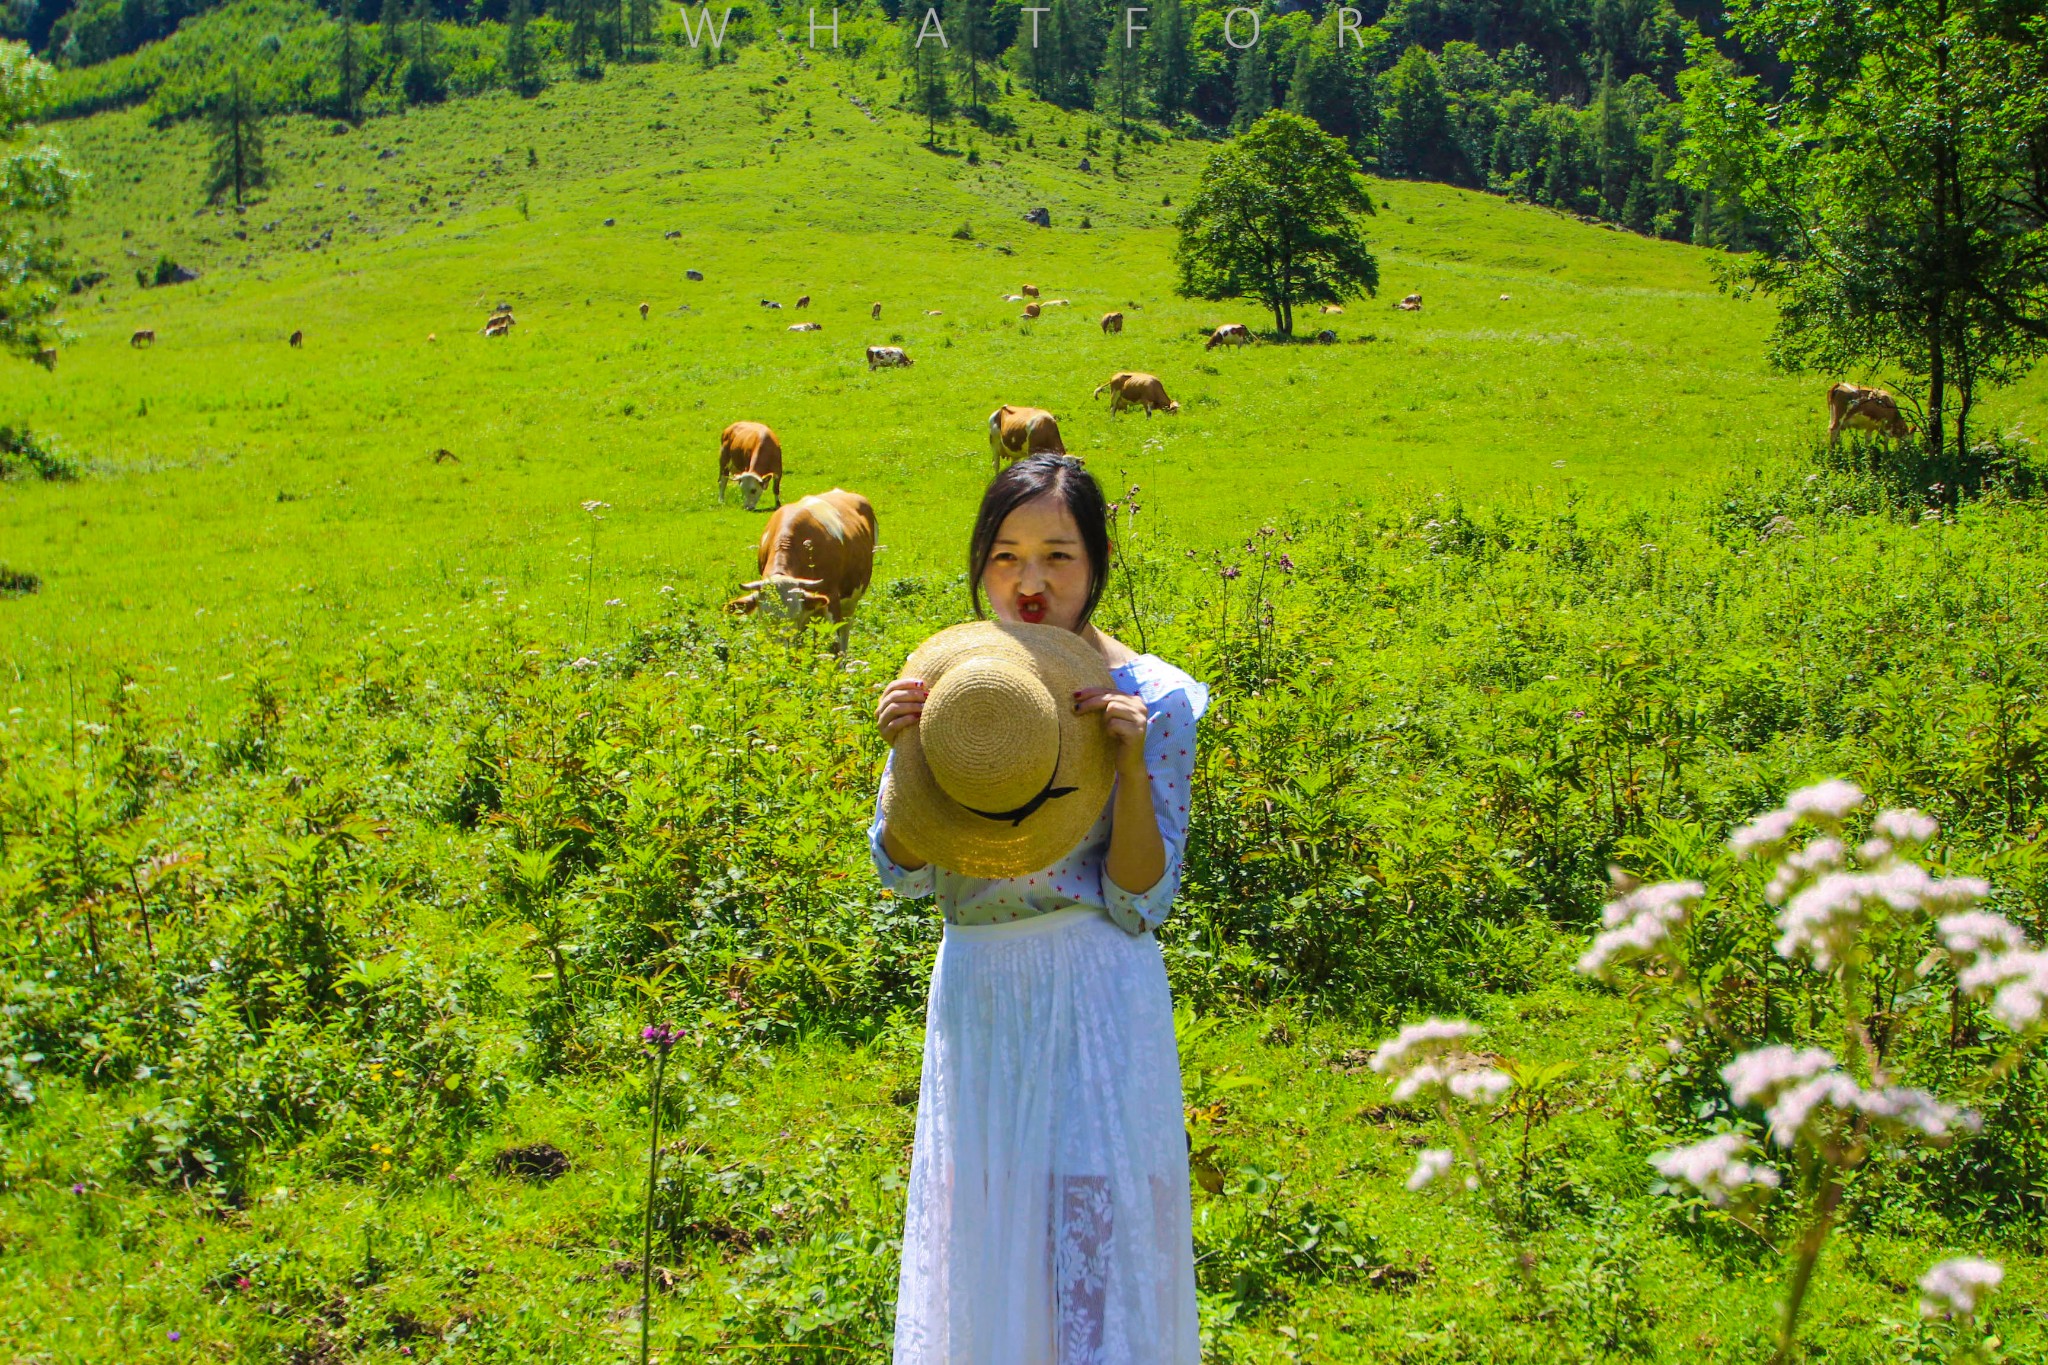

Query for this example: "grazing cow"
[1395,293,1423,311]
[1042,299,1069,307]
[1205,323,1252,350]
[1315,329,1338,345]
[1021,284,1040,298]
[483,318,511,338]
[871,302,882,320]
[639,302,650,320]
[1321,305,1344,315]
[1002,294,1025,302]
[924,309,943,316]
[796,295,811,309]
[1094,372,1179,417]
[719,420,785,511]
[1101,311,1124,334]
[432,448,459,463]
[687,269,704,281]
[427,333,438,343]
[131,329,156,348]
[788,322,822,332]
[33,347,55,370]
[1499,294,1511,301]
[1022,303,1041,320]
[1827,383,1912,444]
[988,405,1066,472]
[726,489,876,654]
[288,329,303,348]
[866,345,912,370]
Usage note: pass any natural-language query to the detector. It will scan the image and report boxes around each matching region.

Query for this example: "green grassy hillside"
[1,37,1893,717]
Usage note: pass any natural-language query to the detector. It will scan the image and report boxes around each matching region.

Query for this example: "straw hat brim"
[880,621,1118,880]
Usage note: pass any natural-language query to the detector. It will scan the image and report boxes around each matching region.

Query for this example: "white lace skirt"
[893,906,1201,1365]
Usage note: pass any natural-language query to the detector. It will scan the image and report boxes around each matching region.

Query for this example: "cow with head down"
[726,489,876,655]
[719,420,784,511]
[1827,383,1913,444]
[1094,371,1179,416]
[988,405,1066,473]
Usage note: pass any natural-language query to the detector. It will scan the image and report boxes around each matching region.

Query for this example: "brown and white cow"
[33,347,55,370]
[130,329,155,348]
[1101,311,1124,334]
[1394,293,1423,311]
[788,322,822,332]
[1205,323,1252,350]
[988,405,1066,472]
[719,421,784,511]
[1321,304,1344,315]
[1042,299,1069,307]
[1094,371,1179,417]
[867,345,912,370]
[871,301,882,320]
[726,489,876,654]
[1827,383,1912,444]
[1021,284,1040,298]
[638,302,650,320]
[1022,302,1042,320]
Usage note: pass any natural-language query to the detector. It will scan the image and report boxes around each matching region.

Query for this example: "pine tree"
[1285,11,1357,143]
[402,0,444,103]
[503,0,539,94]
[205,68,268,208]
[1148,0,1191,121]
[378,0,405,89]
[566,0,601,76]
[1231,41,1271,131]
[944,0,989,114]
[905,18,951,146]
[627,0,656,59]
[1100,10,1140,131]
[335,0,362,123]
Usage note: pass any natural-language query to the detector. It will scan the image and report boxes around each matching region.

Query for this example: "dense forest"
[4,0,1768,245]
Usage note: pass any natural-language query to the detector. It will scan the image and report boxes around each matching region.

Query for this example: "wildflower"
[1958,949,2048,1033]
[168,1332,181,1342]
[1406,1148,1454,1191]
[570,657,598,670]
[1730,807,1798,858]
[1785,779,1864,824]
[1874,808,1938,846]
[1765,838,1845,903]
[642,1023,681,1054]
[1576,880,1702,979]
[70,1182,84,1195]
[1220,565,1241,581]
[1277,554,1294,573]
[1723,1045,1836,1110]
[605,598,624,607]
[1649,1134,1780,1207]
[1918,1257,2002,1319]
[1935,911,2027,968]
[1777,865,1988,969]
[235,1276,251,1290]
[659,585,675,594]
[581,499,611,515]
[1447,1067,1511,1105]
[1369,1019,1484,1076]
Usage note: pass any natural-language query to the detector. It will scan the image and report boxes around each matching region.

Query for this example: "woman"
[871,455,1208,1364]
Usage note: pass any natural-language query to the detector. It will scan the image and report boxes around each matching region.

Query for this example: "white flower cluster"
[1648,1133,1780,1207]
[1369,1018,1511,1107]
[1957,944,2048,1035]
[1730,779,1867,860]
[1776,863,1991,969]
[1406,1147,1454,1191]
[1721,1045,1971,1148]
[1918,1257,2003,1319]
[1576,881,1704,980]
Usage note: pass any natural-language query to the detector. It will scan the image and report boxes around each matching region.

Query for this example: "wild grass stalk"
[639,1023,679,1365]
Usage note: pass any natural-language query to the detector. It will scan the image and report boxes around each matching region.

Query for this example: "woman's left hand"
[1074,688,1149,772]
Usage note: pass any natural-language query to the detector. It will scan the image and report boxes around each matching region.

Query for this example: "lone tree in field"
[906,22,951,148]
[0,42,80,363]
[1175,111,1379,338]
[1676,0,2048,465]
[204,68,268,208]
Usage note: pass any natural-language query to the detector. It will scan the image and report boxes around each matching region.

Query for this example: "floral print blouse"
[868,654,1209,935]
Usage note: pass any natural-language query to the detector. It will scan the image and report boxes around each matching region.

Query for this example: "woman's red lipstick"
[1017,593,1048,623]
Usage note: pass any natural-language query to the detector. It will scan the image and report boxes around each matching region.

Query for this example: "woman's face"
[982,493,1095,631]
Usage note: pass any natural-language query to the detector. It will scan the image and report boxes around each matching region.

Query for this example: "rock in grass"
[492,1142,570,1181]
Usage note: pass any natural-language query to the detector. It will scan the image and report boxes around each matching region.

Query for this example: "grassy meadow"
[4,26,2048,1365]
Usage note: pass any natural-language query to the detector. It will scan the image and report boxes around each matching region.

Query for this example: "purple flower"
[642,1023,680,1054]
[1221,565,1241,581]
[235,1276,251,1290]
[71,1182,84,1195]
[168,1331,181,1342]
[1277,554,1295,574]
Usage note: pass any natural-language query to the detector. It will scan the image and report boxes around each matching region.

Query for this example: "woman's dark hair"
[968,455,1112,624]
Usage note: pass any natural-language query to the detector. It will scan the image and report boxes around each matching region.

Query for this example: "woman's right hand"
[876,677,927,743]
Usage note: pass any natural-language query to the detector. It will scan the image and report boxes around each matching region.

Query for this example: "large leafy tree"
[1175,110,1379,337]
[0,42,79,364]
[1676,0,2048,462]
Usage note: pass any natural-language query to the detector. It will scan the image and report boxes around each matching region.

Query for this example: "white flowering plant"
[1577,781,2041,1364]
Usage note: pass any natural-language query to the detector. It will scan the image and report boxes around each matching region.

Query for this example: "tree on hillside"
[402,0,445,102]
[1098,7,1141,131]
[1176,110,1379,337]
[1676,0,2048,466]
[1147,0,1191,122]
[504,0,541,93]
[334,0,363,123]
[0,42,81,364]
[944,0,992,115]
[627,0,656,59]
[1230,40,1271,131]
[1379,45,1458,180]
[565,0,601,77]
[204,67,268,208]
[377,0,405,89]
[1287,10,1361,145]
[906,20,951,147]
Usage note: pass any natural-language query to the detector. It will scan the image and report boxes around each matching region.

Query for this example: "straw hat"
[881,621,1118,879]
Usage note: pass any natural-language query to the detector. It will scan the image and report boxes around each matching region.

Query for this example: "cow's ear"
[725,594,759,615]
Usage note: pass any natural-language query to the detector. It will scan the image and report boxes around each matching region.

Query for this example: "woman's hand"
[1074,687,1149,775]
[876,677,927,743]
